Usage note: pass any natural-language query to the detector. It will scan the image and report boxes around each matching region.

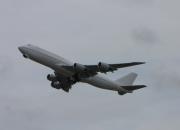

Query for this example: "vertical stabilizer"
[115,72,138,86]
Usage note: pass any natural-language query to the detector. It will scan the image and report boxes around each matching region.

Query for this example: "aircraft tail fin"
[115,73,146,95]
[115,72,138,86]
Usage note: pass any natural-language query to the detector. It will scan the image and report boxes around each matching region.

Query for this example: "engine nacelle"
[98,62,112,72]
[51,81,61,89]
[73,63,87,72]
[47,74,57,81]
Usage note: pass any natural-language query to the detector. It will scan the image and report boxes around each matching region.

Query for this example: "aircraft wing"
[62,62,145,78]
[86,62,145,73]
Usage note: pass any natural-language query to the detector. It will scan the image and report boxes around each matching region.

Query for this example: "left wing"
[62,62,145,78]
[86,62,145,73]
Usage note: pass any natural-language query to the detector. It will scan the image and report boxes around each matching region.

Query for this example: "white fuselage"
[18,44,122,92]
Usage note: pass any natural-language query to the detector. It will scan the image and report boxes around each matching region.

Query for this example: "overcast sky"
[0,0,180,130]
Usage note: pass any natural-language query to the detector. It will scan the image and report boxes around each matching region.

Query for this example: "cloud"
[132,27,159,45]
[151,61,180,89]
[0,56,13,77]
[104,0,155,6]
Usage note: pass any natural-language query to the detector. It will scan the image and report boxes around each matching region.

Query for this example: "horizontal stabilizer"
[121,85,146,91]
[118,85,146,95]
[116,73,146,95]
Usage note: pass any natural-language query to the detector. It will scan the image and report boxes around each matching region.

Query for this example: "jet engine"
[98,62,113,72]
[73,63,87,72]
[51,81,61,89]
[47,74,57,81]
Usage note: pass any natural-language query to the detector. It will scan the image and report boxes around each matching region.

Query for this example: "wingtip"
[139,62,146,64]
[135,62,146,65]
[135,85,147,89]
[141,85,147,88]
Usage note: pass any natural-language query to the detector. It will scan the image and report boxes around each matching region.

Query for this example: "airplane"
[18,44,146,95]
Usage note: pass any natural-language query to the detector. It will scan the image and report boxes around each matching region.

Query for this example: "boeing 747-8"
[18,44,146,95]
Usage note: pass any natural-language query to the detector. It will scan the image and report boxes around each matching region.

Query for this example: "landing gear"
[51,81,72,92]
[48,72,78,93]
[73,73,81,82]
[118,91,126,95]
[51,81,61,89]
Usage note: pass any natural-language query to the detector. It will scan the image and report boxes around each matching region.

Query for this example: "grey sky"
[0,0,180,130]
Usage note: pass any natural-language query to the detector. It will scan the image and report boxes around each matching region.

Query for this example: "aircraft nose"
[18,46,27,54]
[18,46,23,53]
